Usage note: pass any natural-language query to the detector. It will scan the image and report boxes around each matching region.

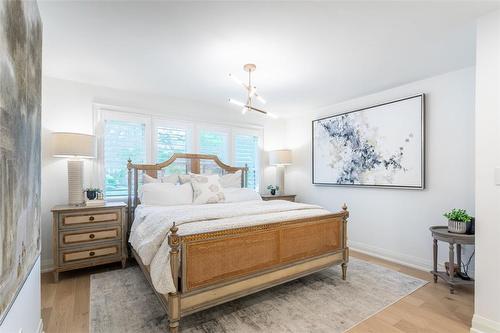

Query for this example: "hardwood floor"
[41,251,474,333]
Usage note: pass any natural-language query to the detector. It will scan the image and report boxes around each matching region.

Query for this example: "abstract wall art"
[312,94,424,189]
[0,0,42,323]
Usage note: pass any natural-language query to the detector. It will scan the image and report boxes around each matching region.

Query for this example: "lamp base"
[276,166,285,195]
[68,160,84,205]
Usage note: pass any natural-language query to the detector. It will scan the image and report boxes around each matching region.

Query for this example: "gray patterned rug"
[90,258,426,333]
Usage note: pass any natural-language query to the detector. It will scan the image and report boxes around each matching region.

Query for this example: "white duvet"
[129,200,331,294]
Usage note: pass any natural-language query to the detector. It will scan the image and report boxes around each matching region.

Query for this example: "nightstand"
[51,202,127,282]
[261,194,296,202]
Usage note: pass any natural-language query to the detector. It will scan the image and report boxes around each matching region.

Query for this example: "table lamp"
[269,149,292,194]
[52,132,97,205]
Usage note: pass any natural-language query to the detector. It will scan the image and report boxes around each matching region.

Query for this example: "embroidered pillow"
[190,174,225,204]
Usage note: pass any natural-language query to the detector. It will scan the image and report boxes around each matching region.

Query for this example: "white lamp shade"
[52,132,96,158]
[269,149,292,166]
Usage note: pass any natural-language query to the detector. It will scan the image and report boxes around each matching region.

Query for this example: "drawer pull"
[89,251,95,256]
[89,216,95,221]
[89,234,95,239]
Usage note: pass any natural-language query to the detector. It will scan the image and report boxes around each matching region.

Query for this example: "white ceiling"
[38,1,499,118]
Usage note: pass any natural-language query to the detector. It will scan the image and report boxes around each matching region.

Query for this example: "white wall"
[285,67,475,271]
[0,258,41,333]
[41,76,285,270]
[471,11,500,333]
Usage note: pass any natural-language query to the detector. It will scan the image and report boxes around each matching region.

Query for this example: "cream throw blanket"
[129,200,331,294]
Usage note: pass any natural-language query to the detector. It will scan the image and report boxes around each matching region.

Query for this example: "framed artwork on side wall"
[0,0,42,324]
[312,94,425,189]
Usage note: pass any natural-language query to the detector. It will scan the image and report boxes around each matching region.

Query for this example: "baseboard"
[471,315,500,333]
[348,240,441,272]
[37,318,44,333]
[41,258,54,273]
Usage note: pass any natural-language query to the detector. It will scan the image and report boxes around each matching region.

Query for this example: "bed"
[127,153,349,333]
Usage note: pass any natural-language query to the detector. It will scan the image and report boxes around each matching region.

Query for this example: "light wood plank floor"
[41,251,474,333]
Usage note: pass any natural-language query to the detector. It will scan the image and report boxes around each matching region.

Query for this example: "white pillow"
[223,188,262,203]
[178,174,191,184]
[140,183,193,206]
[142,174,179,184]
[143,174,160,184]
[220,170,242,188]
[162,174,179,184]
[191,174,225,204]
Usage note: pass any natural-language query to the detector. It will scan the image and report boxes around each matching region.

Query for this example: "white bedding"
[129,200,331,294]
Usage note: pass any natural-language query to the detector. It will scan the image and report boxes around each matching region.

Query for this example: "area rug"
[90,258,426,333]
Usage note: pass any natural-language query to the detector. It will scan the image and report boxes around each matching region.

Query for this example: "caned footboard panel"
[280,219,341,263]
[182,215,343,292]
[185,230,281,290]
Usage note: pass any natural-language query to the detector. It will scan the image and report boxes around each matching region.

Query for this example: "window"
[96,105,262,197]
[155,125,191,174]
[104,119,147,197]
[198,130,229,162]
[234,134,259,189]
[198,129,229,174]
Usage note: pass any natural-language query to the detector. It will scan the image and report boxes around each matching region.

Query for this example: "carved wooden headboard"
[126,153,248,228]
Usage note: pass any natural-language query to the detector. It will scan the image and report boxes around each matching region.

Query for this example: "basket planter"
[448,220,468,234]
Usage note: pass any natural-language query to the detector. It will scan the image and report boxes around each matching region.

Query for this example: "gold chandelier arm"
[245,105,267,114]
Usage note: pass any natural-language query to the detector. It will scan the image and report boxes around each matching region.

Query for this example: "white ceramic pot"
[448,220,467,234]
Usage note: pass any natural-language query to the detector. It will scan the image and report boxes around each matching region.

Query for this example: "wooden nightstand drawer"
[60,209,121,228]
[59,226,121,247]
[60,242,121,264]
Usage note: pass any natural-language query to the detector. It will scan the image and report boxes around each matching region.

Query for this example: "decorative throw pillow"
[219,170,242,188]
[190,174,225,204]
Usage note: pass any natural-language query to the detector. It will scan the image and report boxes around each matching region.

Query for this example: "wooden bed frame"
[127,153,349,333]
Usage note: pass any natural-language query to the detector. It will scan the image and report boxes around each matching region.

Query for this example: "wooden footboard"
[149,204,350,332]
[181,214,343,292]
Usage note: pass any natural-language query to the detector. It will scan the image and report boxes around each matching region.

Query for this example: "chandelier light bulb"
[228,98,245,107]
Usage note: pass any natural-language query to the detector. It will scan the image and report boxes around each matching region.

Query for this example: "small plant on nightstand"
[266,185,280,196]
[444,208,473,234]
[84,187,102,201]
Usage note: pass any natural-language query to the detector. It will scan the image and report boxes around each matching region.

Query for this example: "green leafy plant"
[266,185,280,191]
[444,209,472,223]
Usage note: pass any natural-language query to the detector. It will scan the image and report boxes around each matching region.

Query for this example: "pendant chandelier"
[228,64,277,118]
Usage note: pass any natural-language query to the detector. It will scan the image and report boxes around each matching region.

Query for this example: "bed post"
[127,159,133,232]
[341,203,349,280]
[244,163,248,188]
[167,223,181,333]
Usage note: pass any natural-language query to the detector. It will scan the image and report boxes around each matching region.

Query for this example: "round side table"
[429,226,475,294]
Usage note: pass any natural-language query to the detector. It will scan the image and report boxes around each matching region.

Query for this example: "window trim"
[93,103,264,196]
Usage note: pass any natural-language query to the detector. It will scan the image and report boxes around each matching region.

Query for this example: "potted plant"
[444,209,473,234]
[266,185,280,196]
[84,187,102,201]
